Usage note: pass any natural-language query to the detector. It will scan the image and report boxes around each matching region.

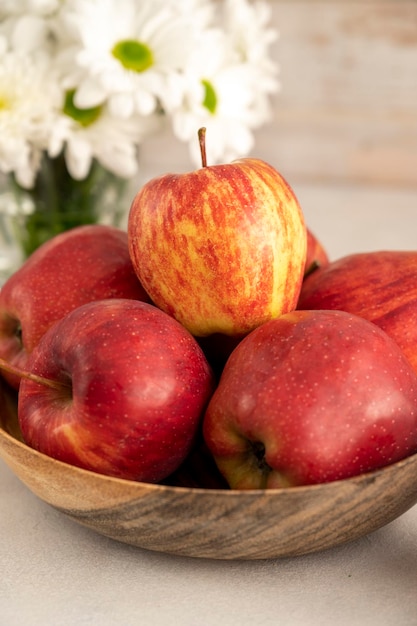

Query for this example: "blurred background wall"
[142,0,417,190]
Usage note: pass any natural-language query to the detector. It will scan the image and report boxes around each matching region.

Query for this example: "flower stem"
[9,153,129,258]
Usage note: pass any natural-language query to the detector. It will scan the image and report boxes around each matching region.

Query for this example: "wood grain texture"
[1,383,417,560]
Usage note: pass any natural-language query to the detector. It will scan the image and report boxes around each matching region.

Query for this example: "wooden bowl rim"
[2,419,417,498]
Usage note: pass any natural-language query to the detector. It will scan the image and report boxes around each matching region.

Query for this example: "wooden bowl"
[1,381,417,561]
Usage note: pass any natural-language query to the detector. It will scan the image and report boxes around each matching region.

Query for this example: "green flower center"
[112,39,154,72]
[202,79,217,114]
[63,90,102,127]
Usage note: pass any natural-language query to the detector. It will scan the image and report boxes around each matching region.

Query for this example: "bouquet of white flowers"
[0,0,279,262]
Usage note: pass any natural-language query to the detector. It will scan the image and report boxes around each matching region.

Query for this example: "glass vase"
[0,153,131,284]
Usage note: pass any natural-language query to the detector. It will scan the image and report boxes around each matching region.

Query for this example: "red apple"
[203,309,417,489]
[128,128,307,338]
[297,250,417,375]
[17,299,215,482]
[198,226,329,379]
[0,224,151,389]
[304,228,329,276]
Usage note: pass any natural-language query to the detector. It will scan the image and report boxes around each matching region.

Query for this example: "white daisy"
[0,0,279,186]
[0,54,54,187]
[52,93,159,180]
[55,0,200,119]
[169,28,257,165]
[222,0,280,126]
[223,0,278,66]
[0,40,63,187]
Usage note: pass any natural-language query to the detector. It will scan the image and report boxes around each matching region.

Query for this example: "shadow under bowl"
[1,381,417,561]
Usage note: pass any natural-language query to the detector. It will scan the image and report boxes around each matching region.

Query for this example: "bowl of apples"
[1,138,417,560]
[1,371,417,561]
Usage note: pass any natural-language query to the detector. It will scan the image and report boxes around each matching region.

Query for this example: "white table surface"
[1,180,417,626]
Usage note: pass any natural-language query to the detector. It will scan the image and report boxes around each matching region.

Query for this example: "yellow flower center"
[0,92,12,111]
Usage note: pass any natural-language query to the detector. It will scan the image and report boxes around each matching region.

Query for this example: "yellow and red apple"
[128,129,307,337]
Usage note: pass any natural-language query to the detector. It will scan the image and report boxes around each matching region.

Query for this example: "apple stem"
[198,127,207,168]
[0,357,71,392]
